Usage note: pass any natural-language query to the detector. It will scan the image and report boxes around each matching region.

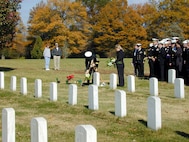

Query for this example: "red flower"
[66,75,74,81]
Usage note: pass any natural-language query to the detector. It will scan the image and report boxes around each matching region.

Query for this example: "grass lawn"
[0,58,189,142]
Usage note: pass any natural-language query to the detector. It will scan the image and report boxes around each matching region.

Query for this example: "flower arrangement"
[85,71,91,80]
[107,57,116,67]
[66,75,74,84]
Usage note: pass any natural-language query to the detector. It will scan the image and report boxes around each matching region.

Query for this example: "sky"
[19,0,148,27]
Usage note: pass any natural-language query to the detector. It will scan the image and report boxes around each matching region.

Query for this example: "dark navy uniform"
[157,45,166,81]
[115,49,125,86]
[183,47,189,85]
[136,47,145,78]
[132,47,138,76]
[147,45,156,77]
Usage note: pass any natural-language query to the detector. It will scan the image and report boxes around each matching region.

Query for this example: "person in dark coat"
[136,43,145,78]
[151,38,159,78]
[51,43,62,70]
[183,40,189,85]
[157,41,166,81]
[84,50,98,84]
[147,43,156,78]
[115,44,125,86]
[164,41,172,81]
[132,44,138,76]
[175,42,183,78]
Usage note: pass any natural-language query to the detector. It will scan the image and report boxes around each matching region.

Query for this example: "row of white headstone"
[2,108,97,142]
[0,69,179,96]
[0,69,184,141]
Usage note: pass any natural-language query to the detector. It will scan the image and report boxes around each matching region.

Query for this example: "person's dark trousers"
[134,63,138,76]
[148,60,155,77]
[137,62,144,78]
[117,64,125,86]
[159,63,165,81]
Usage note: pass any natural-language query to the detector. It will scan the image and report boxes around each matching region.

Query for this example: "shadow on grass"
[138,119,147,127]
[175,131,189,139]
[84,105,89,109]
[0,67,15,72]
[109,111,115,115]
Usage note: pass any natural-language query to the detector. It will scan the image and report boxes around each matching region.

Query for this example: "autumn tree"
[137,0,189,40]
[9,20,27,58]
[81,0,110,24]
[93,0,147,57]
[0,0,22,50]
[28,0,91,57]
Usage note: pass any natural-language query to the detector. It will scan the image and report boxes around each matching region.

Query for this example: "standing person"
[115,44,125,86]
[136,43,145,78]
[43,43,51,70]
[152,38,159,78]
[132,44,138,76]
[147,43,156,78]
[51,43,62,70]
[183,40,189,85]
[175,42,183,78]
[157,41,166,81]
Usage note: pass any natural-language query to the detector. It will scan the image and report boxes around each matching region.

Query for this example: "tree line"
[1,0,189,59]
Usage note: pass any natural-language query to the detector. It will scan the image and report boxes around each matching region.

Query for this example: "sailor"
[136,43,145,78]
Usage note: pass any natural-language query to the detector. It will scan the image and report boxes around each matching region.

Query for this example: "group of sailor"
[132,37,189,84]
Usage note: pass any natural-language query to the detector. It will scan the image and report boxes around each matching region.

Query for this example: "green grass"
[0,58,189,141]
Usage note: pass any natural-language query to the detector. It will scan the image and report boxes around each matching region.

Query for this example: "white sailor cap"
[164,41,170,44]
[183,40,188,44]
[84,51,92,57]
[172,37,179,40]
[149,43,153,47]
[171,39,177,43]
[136,43,142,46]
[165,38,171,41]
[152,38,159,41]
[158,40,164,45]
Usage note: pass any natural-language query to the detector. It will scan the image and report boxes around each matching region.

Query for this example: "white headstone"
[174,78,184,99]
[88,85,99,110]
[75,125,97,142]
[168,69,176,84]
[110,73,117,89]
[149,77,158,96]
[115,90,127,117]
[93,72,100,86]
[50,82,57,101]
[2,108,15,142]
[147,96,161,131]
[127,75,135,92]
[31,117,47,142]
[20,77,27,95]
[10,76,17,91]
[68,84,77,105]
[35,79,42,98]
[0,72,4,89]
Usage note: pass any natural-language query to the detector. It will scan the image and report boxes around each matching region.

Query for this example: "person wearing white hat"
[132,44,139,76]
[147,42,156,78]
[183,40,189,85]
[83,49,99,85]
[162,40,171,81]
[175,42,183,78]
[156,41,166,81]
[151,38,160,78]
[136,43,145,78]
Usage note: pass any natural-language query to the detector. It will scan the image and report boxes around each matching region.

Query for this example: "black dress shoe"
[117,84,124,87]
